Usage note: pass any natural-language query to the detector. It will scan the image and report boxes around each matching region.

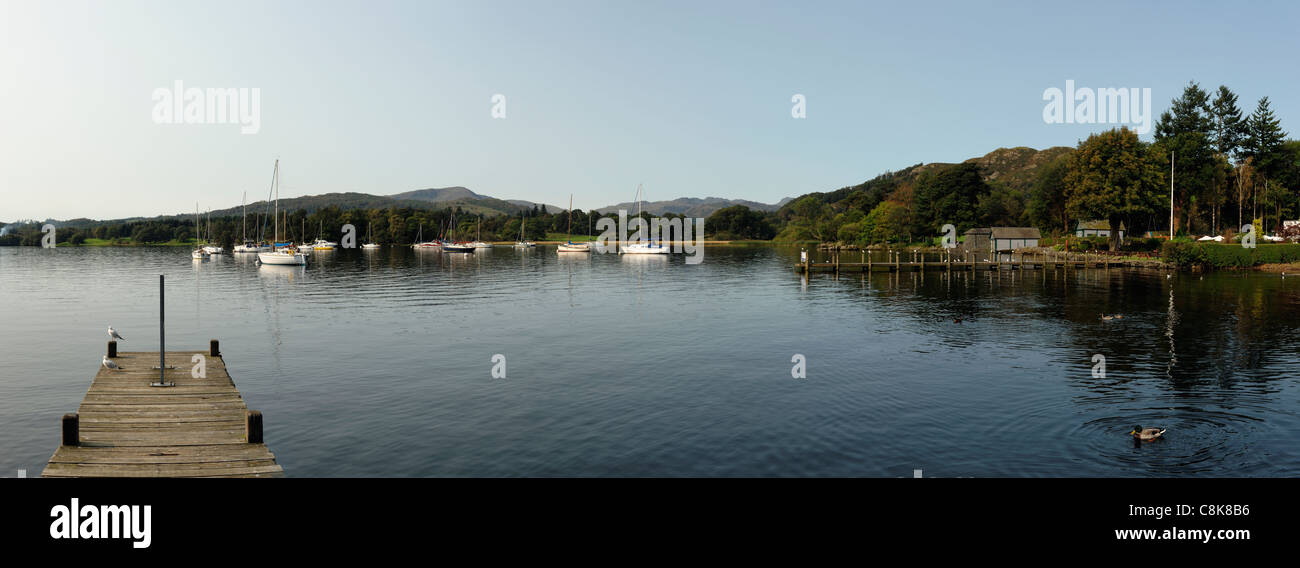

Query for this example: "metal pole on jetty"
[151,274,174,387]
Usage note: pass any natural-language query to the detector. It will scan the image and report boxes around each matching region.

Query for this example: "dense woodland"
[0,205,704,247]
[4,82,1296,251]
[769,82,1299,250]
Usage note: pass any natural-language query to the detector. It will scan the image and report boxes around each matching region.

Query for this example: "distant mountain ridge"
[595,196,789,217]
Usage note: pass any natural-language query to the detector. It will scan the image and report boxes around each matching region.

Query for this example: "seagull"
[101,356,120,370]
[108,326,125,341]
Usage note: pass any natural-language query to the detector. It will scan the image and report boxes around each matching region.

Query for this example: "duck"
[1101,314,1124,321]
[1129,425,1166,441]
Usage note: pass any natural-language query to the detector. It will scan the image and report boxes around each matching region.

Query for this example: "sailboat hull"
[257,251,307,265]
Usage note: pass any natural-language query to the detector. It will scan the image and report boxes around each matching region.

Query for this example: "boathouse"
[962,227,1041,254]
[1075,220,1125,242]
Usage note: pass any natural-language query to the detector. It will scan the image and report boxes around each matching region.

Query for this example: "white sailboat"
[201,209,224,254]
[312,220,338,250]
[515,214,535,248]
[621,184,669,255]
[362,223,380,249]
[412,223,440,249]
[441,214,475,253]
[557,194,590,253]
[257,160,307,266]
[469,217,492,248]
[191,204,208,260]
[234,191,270,252]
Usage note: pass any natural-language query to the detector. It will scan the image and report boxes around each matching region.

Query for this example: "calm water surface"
[2,246,1298,477]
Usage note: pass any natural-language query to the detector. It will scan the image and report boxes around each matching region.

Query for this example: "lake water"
[2,245,1298,477]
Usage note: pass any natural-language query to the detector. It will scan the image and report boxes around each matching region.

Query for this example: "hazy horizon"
[3,0,1297,220]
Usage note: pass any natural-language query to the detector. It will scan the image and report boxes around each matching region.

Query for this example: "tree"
[1210,85,1246,159]
[1064,128,1166,250]
[1027,152,1072,234]
[1154,82,1216,236]
[912,162,987,237]
[1243,97,1288,179]
[864,201,910,244]
[706,205,776,240]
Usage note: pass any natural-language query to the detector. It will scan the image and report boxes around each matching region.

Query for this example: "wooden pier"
[42,340,282,478]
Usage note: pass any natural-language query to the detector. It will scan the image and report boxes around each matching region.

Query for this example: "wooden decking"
[42,346,282,478]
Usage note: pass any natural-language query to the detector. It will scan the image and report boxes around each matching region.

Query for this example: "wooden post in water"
[61,413,78,446]
[246,410,263,444]
[107,341,117,358]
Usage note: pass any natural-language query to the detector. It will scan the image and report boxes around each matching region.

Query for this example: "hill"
[596,196,788,217]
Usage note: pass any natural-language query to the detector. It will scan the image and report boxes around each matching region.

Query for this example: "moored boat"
[256,160,307,266]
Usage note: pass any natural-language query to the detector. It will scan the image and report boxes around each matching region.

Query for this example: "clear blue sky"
[2,0,1297,220]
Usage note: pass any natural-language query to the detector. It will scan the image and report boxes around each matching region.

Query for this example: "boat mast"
[272,159,279,243]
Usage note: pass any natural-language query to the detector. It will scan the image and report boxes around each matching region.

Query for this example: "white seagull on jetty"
[108,326,125,341]
[101,356,120,370]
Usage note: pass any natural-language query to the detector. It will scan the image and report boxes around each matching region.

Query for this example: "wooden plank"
[42,462,284,478]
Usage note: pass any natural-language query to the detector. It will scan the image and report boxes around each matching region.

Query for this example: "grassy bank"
[1162,241,1300,269]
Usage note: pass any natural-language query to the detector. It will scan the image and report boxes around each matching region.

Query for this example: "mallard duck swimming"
[1129,425,1166,441]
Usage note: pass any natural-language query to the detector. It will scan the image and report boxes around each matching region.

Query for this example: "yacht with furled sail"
[233,192,270,252]
[362,223,381,249]
[312,221,338,250]
[621,184,669,255]
[514,213,535,247]
[191,204,208,260]
[469,218,492,248]
[412,223,440,249]
[256,160,307,266]
[441,213,475,253]
[200,209,224,254]
[556,194,590,253]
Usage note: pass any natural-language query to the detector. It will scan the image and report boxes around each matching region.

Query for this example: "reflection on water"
[1,246,1298,477]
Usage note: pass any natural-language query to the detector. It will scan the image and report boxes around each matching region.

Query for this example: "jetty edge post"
[107,340,117,358]
[246,410,263,444]
[62,413,79,446]
[210,339,220,357]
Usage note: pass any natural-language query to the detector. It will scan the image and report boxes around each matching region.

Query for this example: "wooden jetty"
[794,251,1157,274]
[42,340,282,478]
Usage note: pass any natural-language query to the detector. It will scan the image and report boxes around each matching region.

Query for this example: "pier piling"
[61,413,78,447]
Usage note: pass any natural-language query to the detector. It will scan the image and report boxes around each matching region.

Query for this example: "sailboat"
[295,217,312,255]
[621,184,669,255]
[362,223,380,249]
[191,204,208,260]
[514,213,535,248]
[441,214,475,253]
[256,160,307,266]
[469,217,492,248]
[233,192,269,252]
[412,223,440,249]
[312,220,338,250]
[201,210,224,254]
[557,194,590,253]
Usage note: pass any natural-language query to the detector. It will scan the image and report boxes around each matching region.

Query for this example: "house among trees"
[962,227,1041,257]
[1075,220,1125,242]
